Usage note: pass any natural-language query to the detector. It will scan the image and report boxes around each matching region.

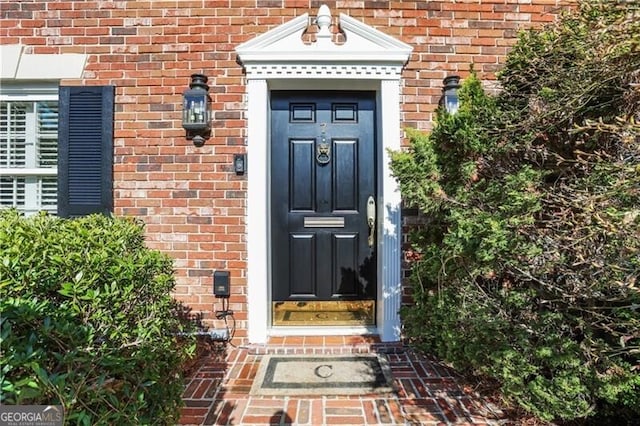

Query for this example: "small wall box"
[213,271,230,298]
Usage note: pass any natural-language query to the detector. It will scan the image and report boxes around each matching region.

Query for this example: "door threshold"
[268,325,378,337]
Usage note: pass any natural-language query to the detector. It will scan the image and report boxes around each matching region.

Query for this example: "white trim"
[236,12,412,66]
[236,14,309,59]
[0,93,60,215]
[0,45,23,79]
[246,79,270,344]
[243,64,403,80]
[268,80,380,91]
[0,45,87,80]
[379,79,403,342]
[0,168,57,176]
[0,82,59,100]
[238,6,411,344]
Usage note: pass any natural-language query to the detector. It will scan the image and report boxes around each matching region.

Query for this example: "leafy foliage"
[0,210,195,425]
[391,1,639,422]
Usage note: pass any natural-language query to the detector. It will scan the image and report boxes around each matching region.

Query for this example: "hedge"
[391,1,639,422]
[0,210,195,425]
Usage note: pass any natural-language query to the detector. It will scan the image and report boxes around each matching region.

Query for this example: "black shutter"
[58,86,114,217]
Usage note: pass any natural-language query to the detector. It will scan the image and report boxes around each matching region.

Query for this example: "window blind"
[0,100,59,214]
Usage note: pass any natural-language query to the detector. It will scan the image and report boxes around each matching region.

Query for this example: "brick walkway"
[179,336,505,425]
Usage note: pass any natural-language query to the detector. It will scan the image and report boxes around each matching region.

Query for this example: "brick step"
[242,335,405,355]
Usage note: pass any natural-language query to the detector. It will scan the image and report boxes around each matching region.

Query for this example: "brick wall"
[1,0,572,342]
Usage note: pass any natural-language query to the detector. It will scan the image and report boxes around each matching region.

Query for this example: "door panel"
[271,91,376,302]
[289,233,316,296]
[332,233,360,297]
[333,140,358,211]
[290,139,315,211]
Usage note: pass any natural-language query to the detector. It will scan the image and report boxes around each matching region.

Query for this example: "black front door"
[271,91,377,303]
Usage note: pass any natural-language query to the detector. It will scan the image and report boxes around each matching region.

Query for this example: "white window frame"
[0,83,59,215]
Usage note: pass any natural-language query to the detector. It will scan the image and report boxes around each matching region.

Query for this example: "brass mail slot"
[304,216,345,228]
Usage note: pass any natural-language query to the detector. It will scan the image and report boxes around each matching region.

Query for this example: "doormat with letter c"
[249,354,396,396]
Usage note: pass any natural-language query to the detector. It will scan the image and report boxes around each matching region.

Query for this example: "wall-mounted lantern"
[440,75,461,114]
[182,73,211,147]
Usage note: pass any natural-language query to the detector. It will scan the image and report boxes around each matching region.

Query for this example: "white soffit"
[235,5,413,78]
[0,45,87,80]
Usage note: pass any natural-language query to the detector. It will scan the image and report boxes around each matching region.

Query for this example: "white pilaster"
[379,79,403,342]
[246,78,269,344]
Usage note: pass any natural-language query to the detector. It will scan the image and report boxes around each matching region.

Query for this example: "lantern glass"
[183,92,208,127]
[440,75,461,114]
[182,74,211,131]
[444,89,459,114]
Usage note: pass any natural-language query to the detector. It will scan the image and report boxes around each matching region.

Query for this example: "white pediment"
[235,5,412,78]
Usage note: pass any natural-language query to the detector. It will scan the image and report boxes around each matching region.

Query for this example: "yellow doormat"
[250,354,395,396]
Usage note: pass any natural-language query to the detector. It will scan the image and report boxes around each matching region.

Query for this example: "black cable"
[222,312,236,347]
[215,297,236,346]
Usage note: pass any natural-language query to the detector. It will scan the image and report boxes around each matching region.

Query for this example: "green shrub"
[0,210,195,425]
[392,1,639,422]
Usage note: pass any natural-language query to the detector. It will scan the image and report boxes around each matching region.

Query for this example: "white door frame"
[237,7,412,343]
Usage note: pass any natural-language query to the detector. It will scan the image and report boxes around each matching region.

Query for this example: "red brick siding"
[1,0,573,342]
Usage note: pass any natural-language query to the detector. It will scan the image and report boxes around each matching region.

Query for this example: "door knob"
[367,196,376,247]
